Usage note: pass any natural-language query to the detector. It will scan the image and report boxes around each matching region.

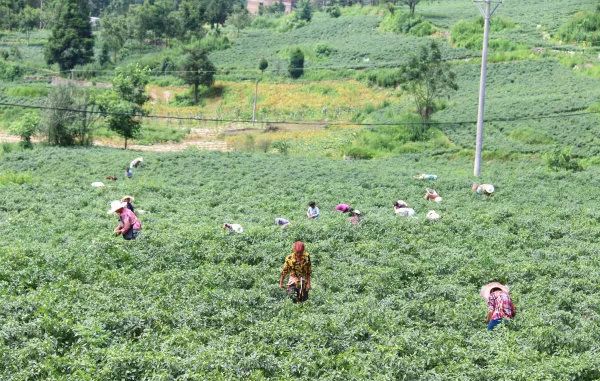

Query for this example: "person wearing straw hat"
[480,282,516,331]
[472,183,495,196]
[121,196,135,213]
[223,223,244,234]
[108,200,142,240]
[424,188,442,203]
[394,200,415,217]
[279,241,312,303]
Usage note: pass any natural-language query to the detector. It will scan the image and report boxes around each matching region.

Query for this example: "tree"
[297,0,312,22]
[398,41,457,121]
[10,111,39,148]
[45,0,94,72]
[19,6,41,44]
[41,85,97,146]
[226,4,251,35]
[178,46,215,104]
[253,58,268,122]
[288,48,304,79]
[100,14,129,62]
[98,64,149,149]
[399,0,420,16]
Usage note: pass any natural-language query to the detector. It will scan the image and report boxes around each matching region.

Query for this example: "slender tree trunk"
[252,79,259,123]
[410,2,415,16]
[193,84,199,104]
[124,137,128,149]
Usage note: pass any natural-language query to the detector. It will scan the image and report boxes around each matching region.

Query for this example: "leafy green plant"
[557,10,600,46]
[379,12,435,36]
[545,147,583,171]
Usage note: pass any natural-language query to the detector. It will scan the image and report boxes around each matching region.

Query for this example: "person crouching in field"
[223,223,244,234]
[307,201,320,219]
[279,241,312,303]
[480,282,516,331]
[108,200,142,240]
[335,203,351,213]
[394,200,415,217]
[348,209,362,225]
[472,183,495,196]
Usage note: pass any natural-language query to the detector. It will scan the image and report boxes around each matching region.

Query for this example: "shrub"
[451,17,520,50]
[0,171,32,186]
[288,48,304,79]
[9,112,39,148]
[0,59,24,81]
[379,12,435,36]
[557,11,600,46]
[326,5,341,18]
[315,43,335,58]
[545,148,583,171]
[272,140,290,155]
[344,146,375,159]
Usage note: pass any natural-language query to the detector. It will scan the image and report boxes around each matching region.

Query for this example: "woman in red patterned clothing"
[279,241,312,303]
[480,282,516,331]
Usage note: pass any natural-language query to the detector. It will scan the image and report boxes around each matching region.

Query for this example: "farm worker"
[130,157,143,169]
[348,210,362,225]
[335,203,351,213]
[424,188,442,203]
[394,200,415,217]
[426,210,440,221]
[108,200,142,240]
[275,217,290,228]
[472,183,495,195]
[279,241,312,303]
[480,282,516,331]
[307,201,320,219]
[414,173,438,180]
[121,195,135,213]
[125,166,133,179]
[223,223,244,234]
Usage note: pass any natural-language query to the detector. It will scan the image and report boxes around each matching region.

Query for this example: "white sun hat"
[91,181,105,188]
[480,282,509,299]
[482,184,495,194]
[426,210,440,221]
[396,200,408,207]
[107,200,127,214]
[121,195,135,202]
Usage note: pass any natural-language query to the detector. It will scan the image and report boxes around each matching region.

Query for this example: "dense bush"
[556,10,600,46]
[0,59,24,81]
[451,17,522,50]
[379,11,435,36]
[545,147,583,171]
[288,48,304,79]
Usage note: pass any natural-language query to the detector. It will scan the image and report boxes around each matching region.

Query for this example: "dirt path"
[0,131,231,152]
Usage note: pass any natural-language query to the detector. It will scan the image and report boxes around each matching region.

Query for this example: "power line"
[0,101,597,127]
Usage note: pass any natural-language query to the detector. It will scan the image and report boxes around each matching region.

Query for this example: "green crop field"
[1,146,600,380]
[2,0,600,378]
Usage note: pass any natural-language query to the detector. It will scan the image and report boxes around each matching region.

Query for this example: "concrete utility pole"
[473,0,501,177]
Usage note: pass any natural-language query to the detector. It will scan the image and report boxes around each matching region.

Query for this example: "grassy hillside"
[1,146,600,379]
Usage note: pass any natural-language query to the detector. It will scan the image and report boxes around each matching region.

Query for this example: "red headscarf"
[293,241,305,255]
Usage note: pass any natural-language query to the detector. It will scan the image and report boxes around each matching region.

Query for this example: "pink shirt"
[336,204,350,212]
[119,208,142,230]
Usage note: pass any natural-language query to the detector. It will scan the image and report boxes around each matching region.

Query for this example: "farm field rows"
[1,147,600,379]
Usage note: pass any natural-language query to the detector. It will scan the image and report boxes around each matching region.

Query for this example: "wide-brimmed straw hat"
[107,200,126,214]
[121,195,135,202]
[396,200,408,207]
[353,210,361,215]
[480,282,509,299]
[482,184,495,194]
